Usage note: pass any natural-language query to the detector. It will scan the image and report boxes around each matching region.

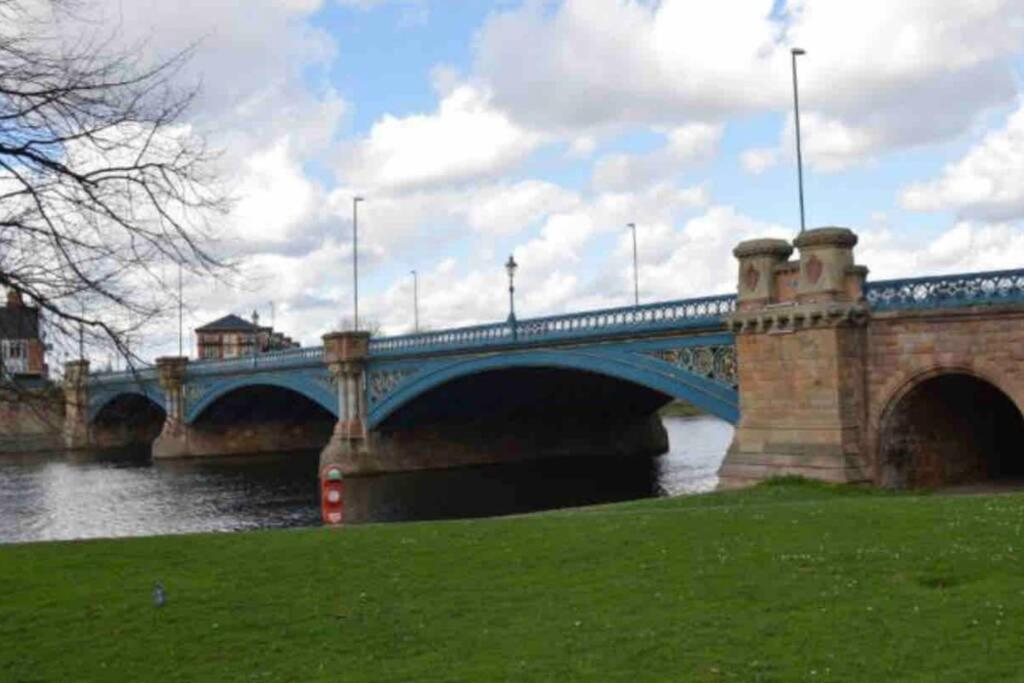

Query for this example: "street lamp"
[790,47,807,234]
[352,196,365,330]
[410,269,419,333]
[251,309,259,365]
[177,263,183,357]
[505,254,518,325]
[627,222,639,307]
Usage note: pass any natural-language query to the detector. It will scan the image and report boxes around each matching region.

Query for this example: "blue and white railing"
[186,345,323,376]
[865,268,1024,312]
[367,293,737,357]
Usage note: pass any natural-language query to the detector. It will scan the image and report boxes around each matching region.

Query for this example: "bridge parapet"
[368,293,736,357]
[865,268,1024,312]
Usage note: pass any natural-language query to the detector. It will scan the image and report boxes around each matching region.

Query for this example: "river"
[0,415,733,543]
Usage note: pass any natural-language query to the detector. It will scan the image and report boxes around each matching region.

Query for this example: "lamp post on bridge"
[628,222,639,307]
[352,196,365,331]
[790,47,807,235]
[505,254,518,338]
[410,269,419,333]
[251,309,259,367]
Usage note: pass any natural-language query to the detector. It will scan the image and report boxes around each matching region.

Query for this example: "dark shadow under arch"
[879,372,1024,488]
[91,393,167,449]
[369,349,739,430]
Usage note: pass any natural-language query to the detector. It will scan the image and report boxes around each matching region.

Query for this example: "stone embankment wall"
[0,385,64,452]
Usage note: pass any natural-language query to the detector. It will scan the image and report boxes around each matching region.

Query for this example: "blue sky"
[82,0,1024,357]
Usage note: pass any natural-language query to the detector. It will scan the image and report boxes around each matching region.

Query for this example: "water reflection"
[0,416,732,543]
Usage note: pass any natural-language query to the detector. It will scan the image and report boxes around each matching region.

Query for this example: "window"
[1,340,28,373]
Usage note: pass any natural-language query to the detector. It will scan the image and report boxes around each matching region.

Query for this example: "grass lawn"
[3,479,1024,682]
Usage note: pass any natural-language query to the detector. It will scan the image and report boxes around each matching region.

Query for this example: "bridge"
[65,226,1024,493]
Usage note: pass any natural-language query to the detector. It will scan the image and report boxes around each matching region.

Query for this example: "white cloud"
[338,84,542,191]
[357,181,718,335]
[463,181,581,236]
[859,222,1024,280]
[476,0,783,130]
[900,103,1024,221]
[225,139,329,251]
[740,147,778,175]
[623,206,791,302]
[475,0,1024,167]
[592,123,722,192]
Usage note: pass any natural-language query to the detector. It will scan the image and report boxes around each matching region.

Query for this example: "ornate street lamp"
[505,254,518,325]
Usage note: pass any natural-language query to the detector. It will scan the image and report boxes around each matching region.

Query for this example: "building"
[0,290,47,379]
[195,312,300,360]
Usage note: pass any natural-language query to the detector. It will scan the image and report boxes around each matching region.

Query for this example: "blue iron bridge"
[84,267,1024,430]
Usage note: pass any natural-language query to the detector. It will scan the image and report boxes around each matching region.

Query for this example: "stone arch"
[88,387,166,423]
[875,366,1024,488]
[368,348,739,429]
[89,389,167,450]
[185,375,337,424]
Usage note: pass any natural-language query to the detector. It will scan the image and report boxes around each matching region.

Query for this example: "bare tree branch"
[0,0,227,382]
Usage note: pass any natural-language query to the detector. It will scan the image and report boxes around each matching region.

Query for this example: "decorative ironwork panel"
[866,268,1024,312]
[643,345,737,389]
[367,368,418,406]
[183,381,216,412]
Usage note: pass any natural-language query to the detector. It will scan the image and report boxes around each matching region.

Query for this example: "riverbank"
[3,479,1024,681]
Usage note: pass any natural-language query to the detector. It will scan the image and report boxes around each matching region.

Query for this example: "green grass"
[4,480,1024,682]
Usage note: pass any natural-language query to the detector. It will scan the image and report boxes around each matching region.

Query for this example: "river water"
[0,416,733,544]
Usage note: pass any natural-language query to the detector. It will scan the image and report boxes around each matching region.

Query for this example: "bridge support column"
[151,356,190,459]
[719,227,871,488]
[63,359,91,449]
[319,331,372,475]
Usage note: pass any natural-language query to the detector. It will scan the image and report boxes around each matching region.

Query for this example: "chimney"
[6,289,23,308]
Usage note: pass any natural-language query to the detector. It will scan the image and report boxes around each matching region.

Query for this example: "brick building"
[195,312,299,360]
[0,290,47,379]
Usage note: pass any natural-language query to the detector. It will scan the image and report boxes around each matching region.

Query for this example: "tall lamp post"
[177,263,183,357]
[627,222,639,307]
[410,269,419,333]
[790,47,807,234]
[352,196,365,330]
[505,254,518,330]
[251,309,259,366]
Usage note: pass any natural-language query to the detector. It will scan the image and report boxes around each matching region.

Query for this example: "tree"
[0,0,225,377]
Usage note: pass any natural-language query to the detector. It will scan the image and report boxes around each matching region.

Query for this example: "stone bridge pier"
[319,330,372,475]
[719,227,870,487]
[63,359,91,450]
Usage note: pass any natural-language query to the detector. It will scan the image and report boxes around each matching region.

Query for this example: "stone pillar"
[719,226,870,488]
[63,359,91,449]
[319,331,372,474]
[734,238,794,311]
[151,356,189,459]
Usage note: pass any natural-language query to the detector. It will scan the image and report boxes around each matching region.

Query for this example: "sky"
[69,0,1024,361]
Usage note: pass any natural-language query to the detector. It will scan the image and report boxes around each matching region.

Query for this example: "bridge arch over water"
[89,390,166,450]
[88,387,165,424]
[368,347,739,430]
[185,375,337,425]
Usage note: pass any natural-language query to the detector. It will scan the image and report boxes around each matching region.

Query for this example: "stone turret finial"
[793,226,865,303]
[732,238,794,310]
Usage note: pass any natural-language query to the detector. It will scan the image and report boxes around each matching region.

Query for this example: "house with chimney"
[0,290,47,379]
[194,311,300,360]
